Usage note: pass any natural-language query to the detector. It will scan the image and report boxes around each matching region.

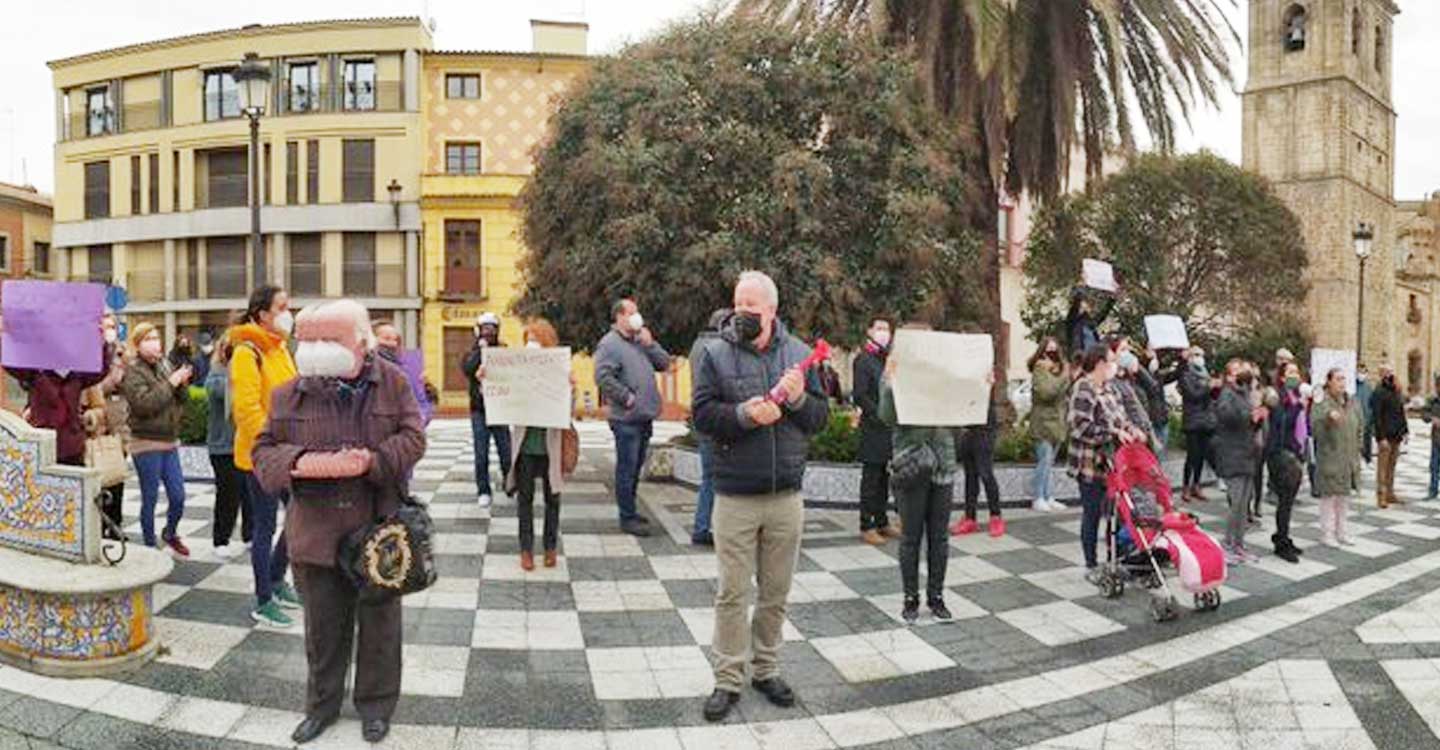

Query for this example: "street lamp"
[234,53,272,287]
[1354,221,1375,361]
[387,178,403,228]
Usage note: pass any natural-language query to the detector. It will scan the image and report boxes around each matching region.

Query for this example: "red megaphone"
[767,339,832,403]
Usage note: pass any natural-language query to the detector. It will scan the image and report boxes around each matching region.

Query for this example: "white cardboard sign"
[481,347,573,429]
[1144,315,1191,350]
[1082,259,1117,293]
[890,331,993,426]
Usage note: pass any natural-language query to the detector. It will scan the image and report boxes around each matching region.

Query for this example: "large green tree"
[515,15,981,353]
[739,0,1237,367]
[1021,152,1310,352]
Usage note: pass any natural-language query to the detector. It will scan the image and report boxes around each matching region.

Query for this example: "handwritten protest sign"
[482,347,572,428]
[890,331,993,426]
[1,280,105,374]
[1082,259,1117,293]
[1144,315,1191,350]
[1310,348,1357,399]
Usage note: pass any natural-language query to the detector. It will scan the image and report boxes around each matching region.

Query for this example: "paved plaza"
[4,420,1440,749]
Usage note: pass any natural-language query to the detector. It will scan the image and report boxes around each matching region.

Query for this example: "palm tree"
[736,0,1237,371]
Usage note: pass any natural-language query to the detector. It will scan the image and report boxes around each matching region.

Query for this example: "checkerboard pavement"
[7,419,1440,749]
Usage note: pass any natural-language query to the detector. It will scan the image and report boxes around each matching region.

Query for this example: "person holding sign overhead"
[1065,286,1115,356]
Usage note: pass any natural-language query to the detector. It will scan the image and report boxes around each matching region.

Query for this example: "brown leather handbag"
[561,426,580,476]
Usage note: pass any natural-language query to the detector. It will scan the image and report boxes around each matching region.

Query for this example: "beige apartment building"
[48,17,431,343]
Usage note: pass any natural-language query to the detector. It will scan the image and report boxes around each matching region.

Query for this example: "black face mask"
[1384,375,1397,388]
[734,311,763,342]
[378,346,400,364]
[1236,374,1254,388]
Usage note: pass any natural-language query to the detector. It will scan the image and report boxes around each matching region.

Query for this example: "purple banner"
[400,349,433,424]
[1,281,105,374]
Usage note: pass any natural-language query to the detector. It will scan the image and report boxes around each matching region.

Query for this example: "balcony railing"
[441,266,484,299]
[342,262,405,298]
[125,270,166,304]
[65,101,162,141]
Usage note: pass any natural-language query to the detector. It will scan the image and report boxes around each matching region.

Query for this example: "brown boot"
[544,549,558,568]
[860,529,885,546]
[885,517,903,537]
[520,551,535,571]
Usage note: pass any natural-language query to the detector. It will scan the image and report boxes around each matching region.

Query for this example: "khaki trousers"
[1377,440,1400,505]
[711,489,804,692]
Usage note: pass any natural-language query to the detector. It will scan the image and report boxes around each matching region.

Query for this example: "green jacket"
[121,356,188,443]
[878,380,957,484]
[1312,392,1362,497]
[1030,363,1069,445]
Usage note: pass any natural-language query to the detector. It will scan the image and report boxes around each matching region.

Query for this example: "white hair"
[736,270,779,308]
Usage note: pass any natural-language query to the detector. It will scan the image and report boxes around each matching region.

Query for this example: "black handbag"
[889,442,939,489]
[338,493,439,602]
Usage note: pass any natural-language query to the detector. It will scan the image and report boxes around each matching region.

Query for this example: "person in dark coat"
[1214,360,1265,564]
[1179,346,1218,501]
[191,331,214,385]
[461,312,511,508]
[951,386,1004,538]
[252,299,426,746]
[1263,361,1308,563]
[688,308,732,547]
[852,317,898,544]
[1371,365,1408,508]
[1356,364,1375,463]
[1064,287,1114,356]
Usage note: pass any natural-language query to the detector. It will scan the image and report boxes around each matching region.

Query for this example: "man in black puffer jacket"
[692,271,829,723]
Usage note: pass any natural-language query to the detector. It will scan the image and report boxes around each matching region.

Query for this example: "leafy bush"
[179,386,208,446]
[808,409,861,463]
[993,421,1037,464]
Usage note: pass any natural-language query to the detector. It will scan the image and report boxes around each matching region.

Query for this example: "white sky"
[1,0,1436,199]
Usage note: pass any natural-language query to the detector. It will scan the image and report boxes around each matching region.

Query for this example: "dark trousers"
[1183,429,1212,487]
[960,429,1001,519]
[1362,419,1374,463]
[210,453,251,547]
[1268,452,1302,543]
[896,480,952,600]
[292,563,401,723]
[470,411,512,496]
[245,472,290,607]
[610,420,653,523]
[515,453,561,553]
[859,462,891,531]
[1079,478,1109,568]
[1252,460,1266,514]
[99,482,124,540]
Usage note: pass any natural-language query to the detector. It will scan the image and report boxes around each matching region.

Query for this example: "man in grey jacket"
[692,271,829,722]
[688,308,732,547]
[594,298,671,536]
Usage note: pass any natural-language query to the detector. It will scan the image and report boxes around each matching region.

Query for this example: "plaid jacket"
[1068,378,1128,483]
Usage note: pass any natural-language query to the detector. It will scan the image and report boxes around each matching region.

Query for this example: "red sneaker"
[988,516,1006,538]
[163,534,190,559]
[949,518,979,536]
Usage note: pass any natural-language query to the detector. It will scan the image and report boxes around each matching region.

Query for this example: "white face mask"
[627,312,644,332]
[295,341,358,378]
[103,329,118,345]
[273,310,295,336]
[526,341,542,350]
[139,338,163,360]
[871,330,891,348]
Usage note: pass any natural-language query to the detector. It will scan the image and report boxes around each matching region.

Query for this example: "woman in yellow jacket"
[230,284,301,629]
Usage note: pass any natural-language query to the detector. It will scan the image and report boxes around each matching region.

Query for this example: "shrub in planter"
[993,421,1037,464]
[179,385,209,446]
[809,409,860,463]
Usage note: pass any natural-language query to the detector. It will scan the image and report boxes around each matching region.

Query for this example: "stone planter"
[179,445,214,482]
[648,444,1201,509]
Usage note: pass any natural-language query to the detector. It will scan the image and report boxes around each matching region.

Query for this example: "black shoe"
[751,677,796,708]
[691,531,715,547]
[901,596,920,625]
[362,718,390,743]
[703,689,739,722]
[291,714,338,744]
[929,598,954,622]
[1274,545,1300,564]
[637,515,653,525]
[621,519,652,537]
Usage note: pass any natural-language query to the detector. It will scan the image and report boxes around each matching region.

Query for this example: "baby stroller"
[1092,443,1227,622]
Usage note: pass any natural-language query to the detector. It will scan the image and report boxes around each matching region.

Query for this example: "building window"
[0,236,8,272]
[84,160,110,219]
[184,240,198,298]
[86,85,114,136]
[287,233,323,297]
[288,61,320,113]
[1375,27,1385,73]
[1283,4,1307,52]
[342,139,374,203]
[32,242,49,275]
[343,60,376,111]
[446,143,481,175]
[286,141,299,204]
[88,245,113,285]
[206,237,247,297]
[444,327,474,392]
[203,69,240,121]
[206,148,248,208]
[172,151,181,211]
[446,74,480,99]
[342,233,376,296]
[148,153,159,214]
[130,155,141,215]
[306,140,319,204]
[1352,8,1362,55]
[444,220,482,297]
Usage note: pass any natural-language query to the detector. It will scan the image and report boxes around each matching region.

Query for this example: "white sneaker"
[477,493,493,508]
[1031,499,1048,512]
[1045,499,1067,512]
[213,544,233,562]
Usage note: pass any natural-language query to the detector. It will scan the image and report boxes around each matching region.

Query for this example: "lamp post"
[387,178,402,229]
[234,53,272,288]
[1354,221,1375,361]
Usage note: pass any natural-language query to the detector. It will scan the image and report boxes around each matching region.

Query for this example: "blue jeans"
[1154,422,1170,460]
[245,472,290,607]
[1031,441,1055,501]
[134,449,186,546]
[694,440,716,537]
[470,411,513,496]
[1430,441,1440,497]
[1078,478,1109,568]
[610,420,653,523]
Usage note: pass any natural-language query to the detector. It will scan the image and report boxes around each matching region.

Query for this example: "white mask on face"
[871,330,891,348]
[139,338,163,360]
[273,310,295,336]
[627,312,644,332]
[526,341,542,350]
[103,329,117,345]
[295,341,358,378]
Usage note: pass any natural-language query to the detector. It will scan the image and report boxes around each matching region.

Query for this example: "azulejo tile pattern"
[4,419,1440,748]
[0,587,149,662]
[0,421,89,562]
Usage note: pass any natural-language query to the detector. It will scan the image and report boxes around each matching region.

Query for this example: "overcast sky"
[1,0,1436,199]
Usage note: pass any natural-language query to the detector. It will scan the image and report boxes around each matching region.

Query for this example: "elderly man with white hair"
[252,299,427,746]
[691,270,830,722]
